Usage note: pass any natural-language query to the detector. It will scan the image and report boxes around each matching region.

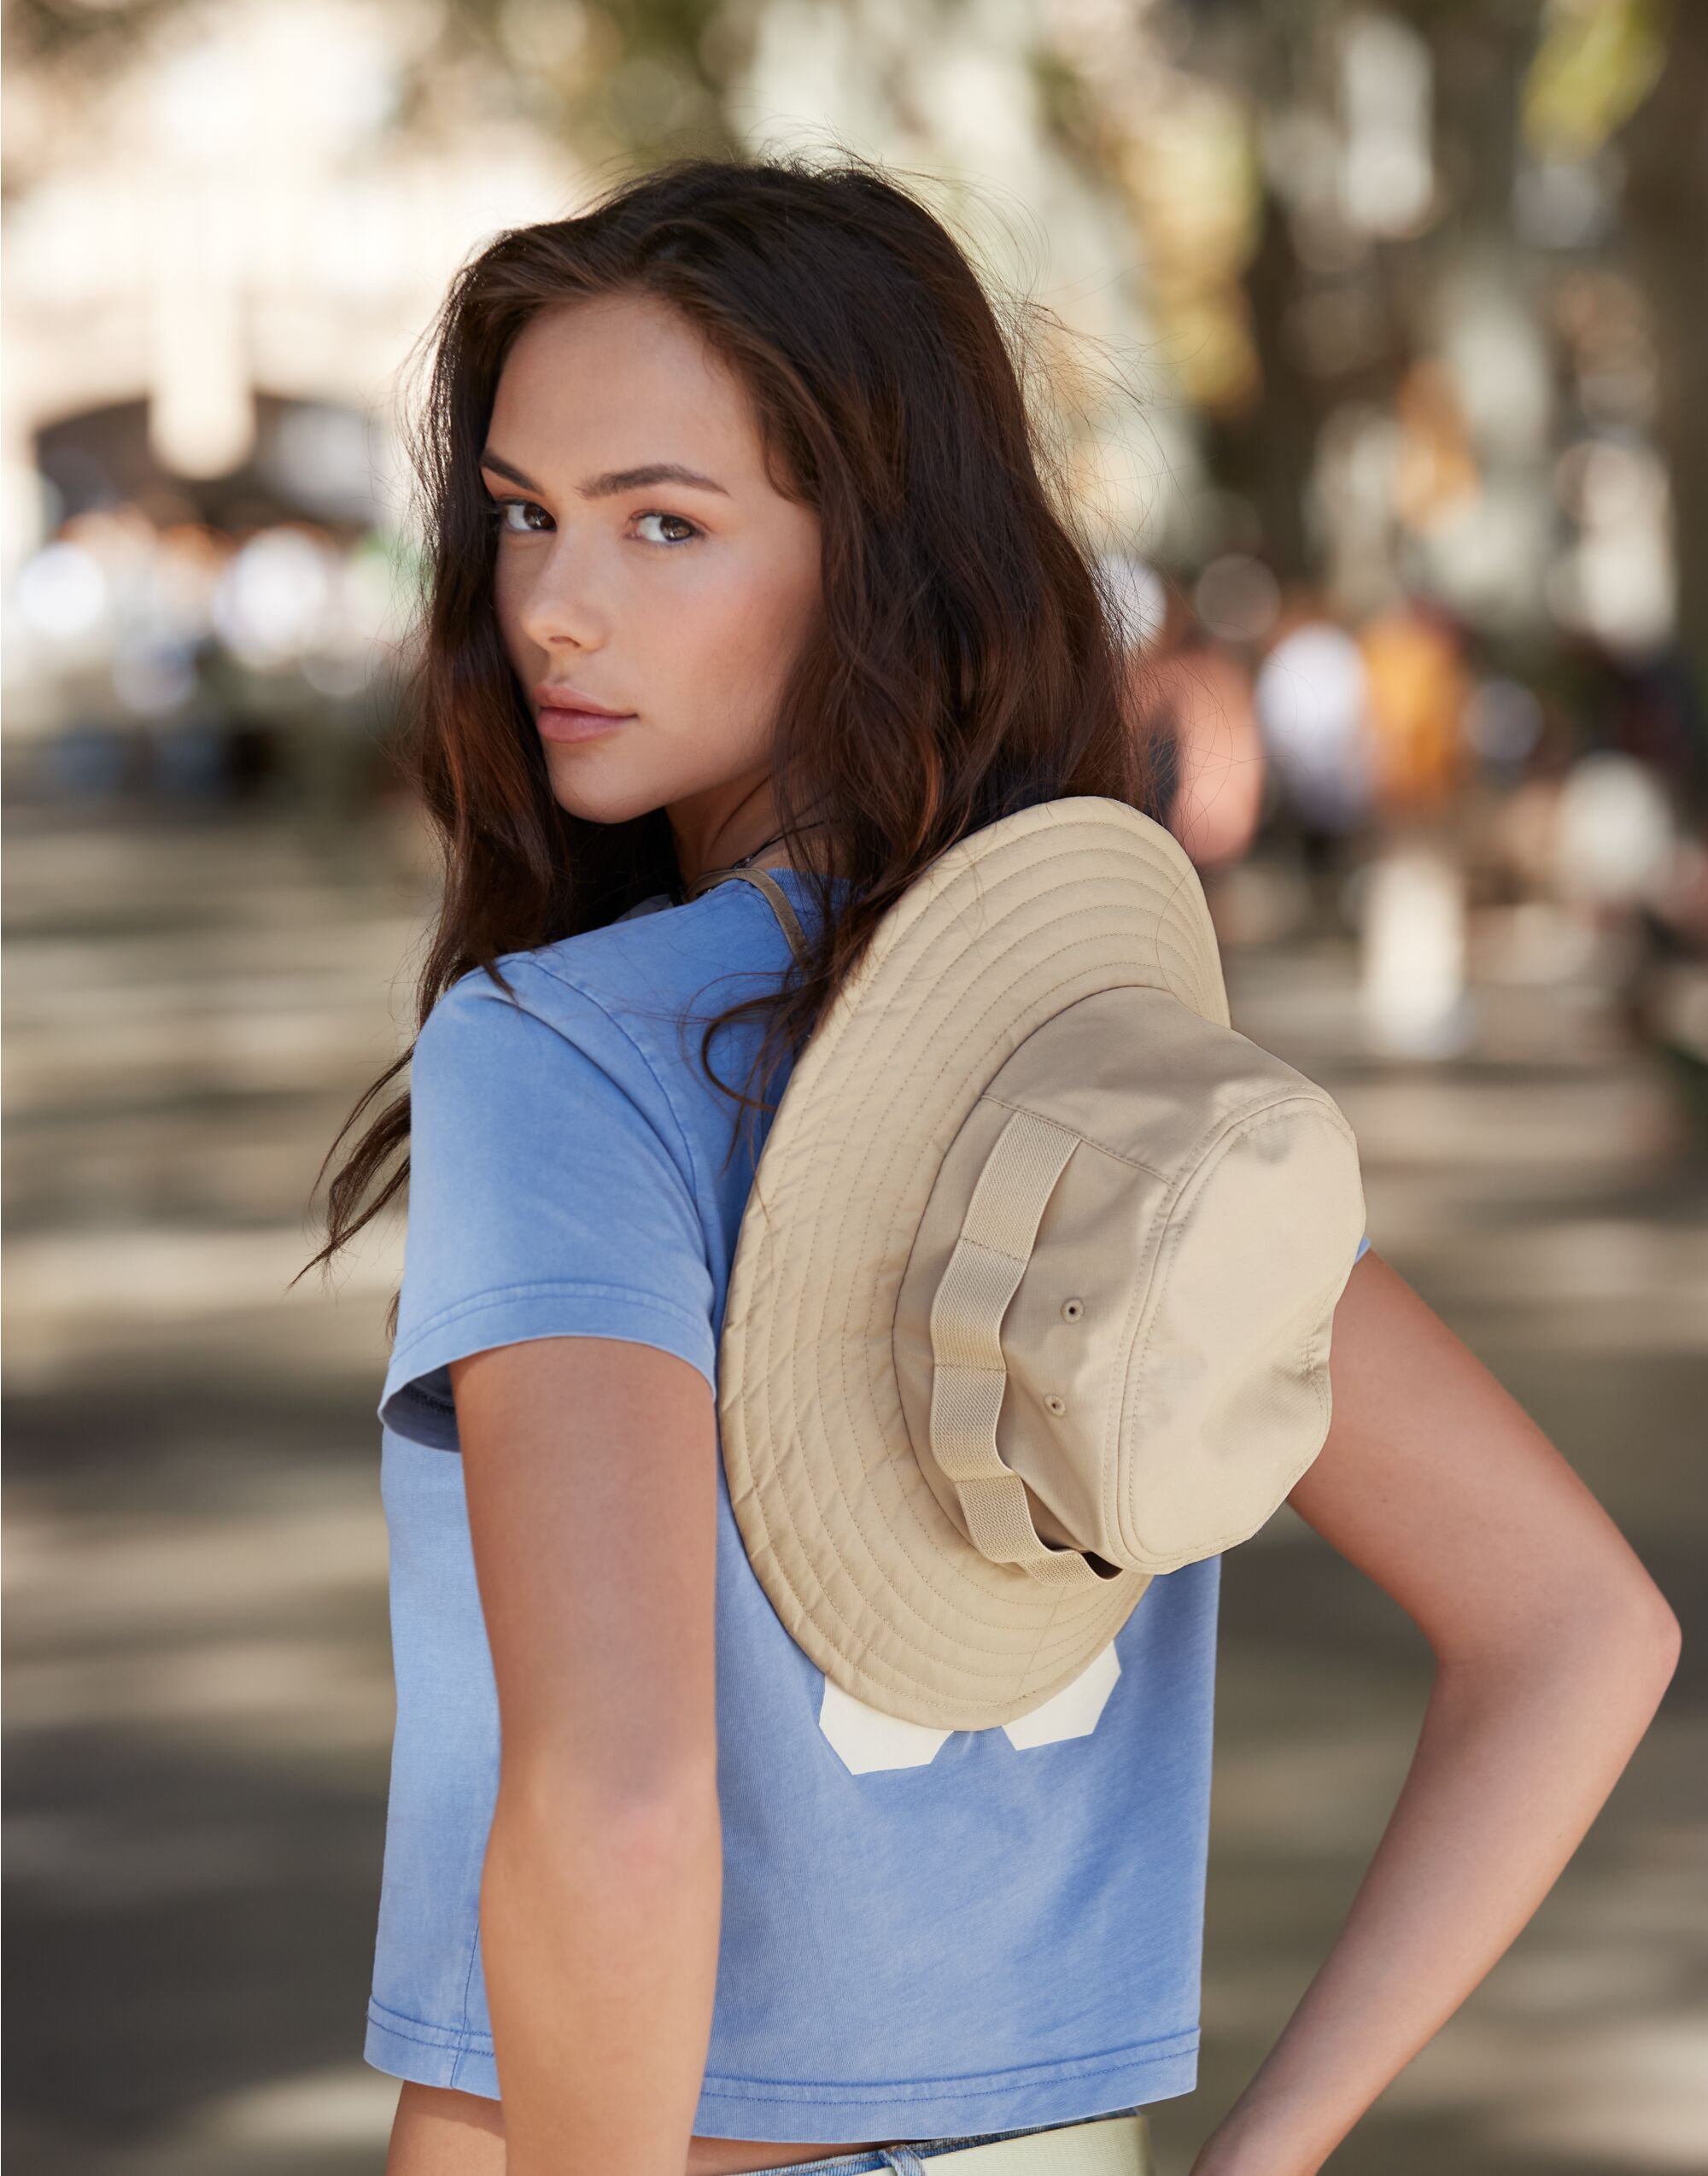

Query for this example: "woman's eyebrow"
[479,448,729,498]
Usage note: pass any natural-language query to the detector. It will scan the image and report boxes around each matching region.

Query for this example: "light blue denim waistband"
[719,2103,1149,2175]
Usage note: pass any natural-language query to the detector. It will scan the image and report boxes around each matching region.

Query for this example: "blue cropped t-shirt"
[363,866,1372,2142]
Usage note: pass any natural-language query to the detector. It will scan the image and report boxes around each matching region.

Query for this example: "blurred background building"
[4,3,1705,2172]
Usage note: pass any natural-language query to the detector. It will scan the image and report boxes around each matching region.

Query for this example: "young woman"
[306,157,1679,2176]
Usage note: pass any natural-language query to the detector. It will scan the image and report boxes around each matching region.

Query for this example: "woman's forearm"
[1191,1592,1680,2176]
[480,1775,723,2176]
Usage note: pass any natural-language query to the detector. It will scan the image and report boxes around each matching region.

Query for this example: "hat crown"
[893,985,1365,1579]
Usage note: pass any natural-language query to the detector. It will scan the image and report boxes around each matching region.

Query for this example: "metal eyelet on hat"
[1044,1394,1067,1416]
[1061,1297,1084,1321]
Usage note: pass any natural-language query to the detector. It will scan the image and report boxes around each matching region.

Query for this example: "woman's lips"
[537,703,635,743]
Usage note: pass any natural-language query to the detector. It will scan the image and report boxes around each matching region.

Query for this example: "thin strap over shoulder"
[687,864,810,962]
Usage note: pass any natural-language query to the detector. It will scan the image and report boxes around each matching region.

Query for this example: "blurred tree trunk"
[1621,3,1708,775]
[1237,187,1319,581]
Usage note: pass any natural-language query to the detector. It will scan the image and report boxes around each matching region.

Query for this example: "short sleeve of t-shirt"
[377,959,717,1453]
[1354,1232,1372,1264]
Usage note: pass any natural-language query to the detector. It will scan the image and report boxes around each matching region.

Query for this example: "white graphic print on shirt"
[817,1641,1122,1775]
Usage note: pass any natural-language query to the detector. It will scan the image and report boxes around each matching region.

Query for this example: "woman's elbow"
[1484,1565,1681,1705]
[1433,1544,1680,1699]
[482,1773,721,1951]
[1610,1575,1682,1692]
[497,1740,721,1857]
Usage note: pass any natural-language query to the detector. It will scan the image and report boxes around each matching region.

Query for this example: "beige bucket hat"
[707,797,1366,1733]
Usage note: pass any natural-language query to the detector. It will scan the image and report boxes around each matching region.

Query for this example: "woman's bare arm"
[1191,1249,1682,2176]
[439,1333,724,2176]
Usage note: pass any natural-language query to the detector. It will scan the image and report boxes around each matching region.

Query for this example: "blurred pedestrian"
[1112,568,1267,869]
[1254,605,1377,929]
[1359,600,1471,830]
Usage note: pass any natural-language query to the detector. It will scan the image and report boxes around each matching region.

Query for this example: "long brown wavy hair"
[300,154,1164,1331]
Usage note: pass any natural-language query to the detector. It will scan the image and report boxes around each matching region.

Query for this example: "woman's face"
[482,290,822,867]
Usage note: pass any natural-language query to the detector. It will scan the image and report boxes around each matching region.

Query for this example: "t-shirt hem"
[363,1998,1197,2134]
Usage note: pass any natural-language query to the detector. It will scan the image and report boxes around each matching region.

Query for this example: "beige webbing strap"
[927,1108,1104,1588]
[687,864,809,961]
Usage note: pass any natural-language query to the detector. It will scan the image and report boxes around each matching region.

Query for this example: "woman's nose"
[516,537,610,653]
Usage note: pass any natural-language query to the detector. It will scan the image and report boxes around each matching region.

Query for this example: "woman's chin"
[540,752,660,828]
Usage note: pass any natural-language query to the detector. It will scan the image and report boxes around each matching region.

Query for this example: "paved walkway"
[4,809,1704,2174]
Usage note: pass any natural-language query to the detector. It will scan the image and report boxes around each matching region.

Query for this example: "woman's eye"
[489,497,551,535]
[635,511,699,545]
